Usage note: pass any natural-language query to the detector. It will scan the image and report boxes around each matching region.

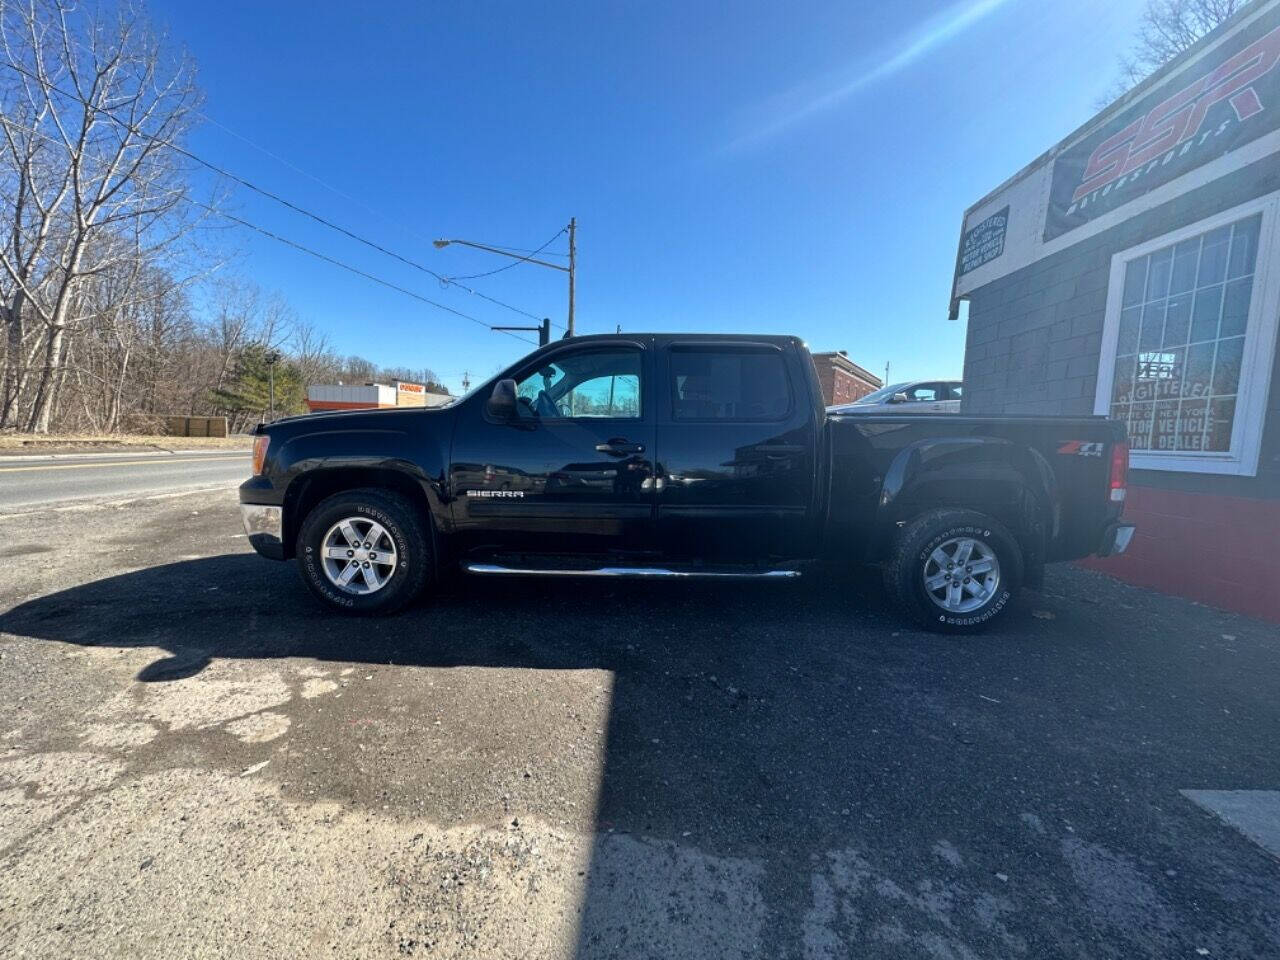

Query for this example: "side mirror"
[888,392,910,404]
[486,379,519,420]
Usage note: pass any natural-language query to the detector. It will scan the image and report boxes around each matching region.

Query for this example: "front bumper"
[241,503,285,560]
[1097,522,1136,558]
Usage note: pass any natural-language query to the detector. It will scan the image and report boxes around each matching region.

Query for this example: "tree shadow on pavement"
[3,554,1280,958]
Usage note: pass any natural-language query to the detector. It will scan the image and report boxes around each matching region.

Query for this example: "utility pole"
[461,371,471,393]
[567,217,576,337]
[884,361,890,387]
[266,351,281,421]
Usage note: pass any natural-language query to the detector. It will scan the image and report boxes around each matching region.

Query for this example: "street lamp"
[433,218,576,336]
[492,317,553,346]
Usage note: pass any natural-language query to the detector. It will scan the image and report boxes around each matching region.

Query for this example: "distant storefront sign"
[395,381,427,407]
[958,205,1009,275]
[1045,10,1280,242]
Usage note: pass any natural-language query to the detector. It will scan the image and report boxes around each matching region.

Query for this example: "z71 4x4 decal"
[1057,441,1104,457]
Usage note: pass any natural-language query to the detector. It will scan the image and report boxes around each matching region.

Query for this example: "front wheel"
[884,509,1023,634]
[296,488,431,616]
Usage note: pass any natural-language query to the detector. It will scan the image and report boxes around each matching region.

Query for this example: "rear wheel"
[884,508,1022,633]
[296,488,430,615]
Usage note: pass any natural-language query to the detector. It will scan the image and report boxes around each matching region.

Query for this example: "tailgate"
[1044,420,1128,560]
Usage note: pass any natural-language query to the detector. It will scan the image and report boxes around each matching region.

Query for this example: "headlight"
[252,434,270,476]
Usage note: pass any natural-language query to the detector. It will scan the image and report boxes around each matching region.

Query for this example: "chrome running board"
[461,562,800,580]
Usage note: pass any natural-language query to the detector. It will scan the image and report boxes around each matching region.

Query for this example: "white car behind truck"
[828,380,961,414]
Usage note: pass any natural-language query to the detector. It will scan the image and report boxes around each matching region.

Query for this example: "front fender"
[277,429,435,486]
[259,417,453,558]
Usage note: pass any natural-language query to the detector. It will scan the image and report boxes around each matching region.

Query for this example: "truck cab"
[446,334,823,566]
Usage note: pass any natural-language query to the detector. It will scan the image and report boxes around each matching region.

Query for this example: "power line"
[189,200,537,346]
[0,57,549,325]
[64,41,569,282]
[194,111,438,243]
[62,32,455,262]
[444,226,568,282]
[463,242,569,259]
[0,90,538,347]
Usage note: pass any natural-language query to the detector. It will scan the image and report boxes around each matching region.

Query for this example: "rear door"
[654,340,818,562]
[941,382,963,412]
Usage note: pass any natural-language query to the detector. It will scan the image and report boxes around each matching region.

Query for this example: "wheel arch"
[876,437,1055,576]
[283,466,442,561]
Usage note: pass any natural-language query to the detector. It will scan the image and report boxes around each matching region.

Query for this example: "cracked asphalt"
[0,488,1277,958]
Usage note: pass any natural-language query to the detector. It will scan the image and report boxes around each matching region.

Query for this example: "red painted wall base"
[1079,484,1280,624]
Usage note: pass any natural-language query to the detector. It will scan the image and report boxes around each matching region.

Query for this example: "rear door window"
[670,347,791,421]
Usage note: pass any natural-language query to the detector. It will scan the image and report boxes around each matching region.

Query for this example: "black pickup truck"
[239,334,1134,632]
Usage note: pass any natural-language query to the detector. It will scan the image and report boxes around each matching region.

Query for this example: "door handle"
[596,439,645,456]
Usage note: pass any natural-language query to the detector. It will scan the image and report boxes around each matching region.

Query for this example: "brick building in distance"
[811,350,882,406]
[950,1,1280,622]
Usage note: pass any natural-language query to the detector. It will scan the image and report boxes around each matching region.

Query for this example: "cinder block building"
[811,350,882,406]
[949,0,1280,622]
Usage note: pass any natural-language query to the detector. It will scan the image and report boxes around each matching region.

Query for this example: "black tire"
[884,508,1022,634]
[295,488,431,616]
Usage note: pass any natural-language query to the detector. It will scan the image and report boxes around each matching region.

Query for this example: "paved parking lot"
[1,490,1278,959]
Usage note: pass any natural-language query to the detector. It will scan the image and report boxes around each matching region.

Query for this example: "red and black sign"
[1045,6,1280,241]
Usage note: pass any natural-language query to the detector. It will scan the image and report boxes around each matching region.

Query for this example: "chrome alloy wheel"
[320,517,398,595]
[922,536,1001,614]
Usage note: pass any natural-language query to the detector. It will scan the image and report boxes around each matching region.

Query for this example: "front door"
[654,340,819,563]
[448,340,657,560]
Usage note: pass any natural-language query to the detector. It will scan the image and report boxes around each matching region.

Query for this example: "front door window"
[514,350,641,419]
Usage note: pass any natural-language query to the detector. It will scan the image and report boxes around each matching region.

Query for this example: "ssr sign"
[1046,10,1280,241]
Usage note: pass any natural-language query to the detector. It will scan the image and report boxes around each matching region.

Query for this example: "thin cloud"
[725,0,1014,151]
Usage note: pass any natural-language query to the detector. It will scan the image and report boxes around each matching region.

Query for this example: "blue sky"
[152,0,1146,394]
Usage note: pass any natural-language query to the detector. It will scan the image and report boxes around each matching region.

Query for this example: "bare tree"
[1110,0,1245,96]
[0,0,203,431]
[289,319,334,386]
[0,3,454,435]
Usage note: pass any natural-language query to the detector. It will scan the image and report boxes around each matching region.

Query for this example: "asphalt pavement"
[1,490,1278,959]
[0,450,251,512]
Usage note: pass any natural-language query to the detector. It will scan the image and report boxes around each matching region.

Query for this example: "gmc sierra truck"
[239,333,1134,632]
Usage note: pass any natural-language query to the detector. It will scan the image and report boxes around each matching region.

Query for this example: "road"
[1,490,1278,959]
[0,450,251,512]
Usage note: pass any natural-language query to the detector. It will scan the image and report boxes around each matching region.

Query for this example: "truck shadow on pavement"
[4,554,1280,958]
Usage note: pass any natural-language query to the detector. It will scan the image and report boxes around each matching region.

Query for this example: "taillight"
[1109,441,1128,503]
[252,434,270,476]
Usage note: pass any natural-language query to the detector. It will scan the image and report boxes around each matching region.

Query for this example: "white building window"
[1095,194,1280,476]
